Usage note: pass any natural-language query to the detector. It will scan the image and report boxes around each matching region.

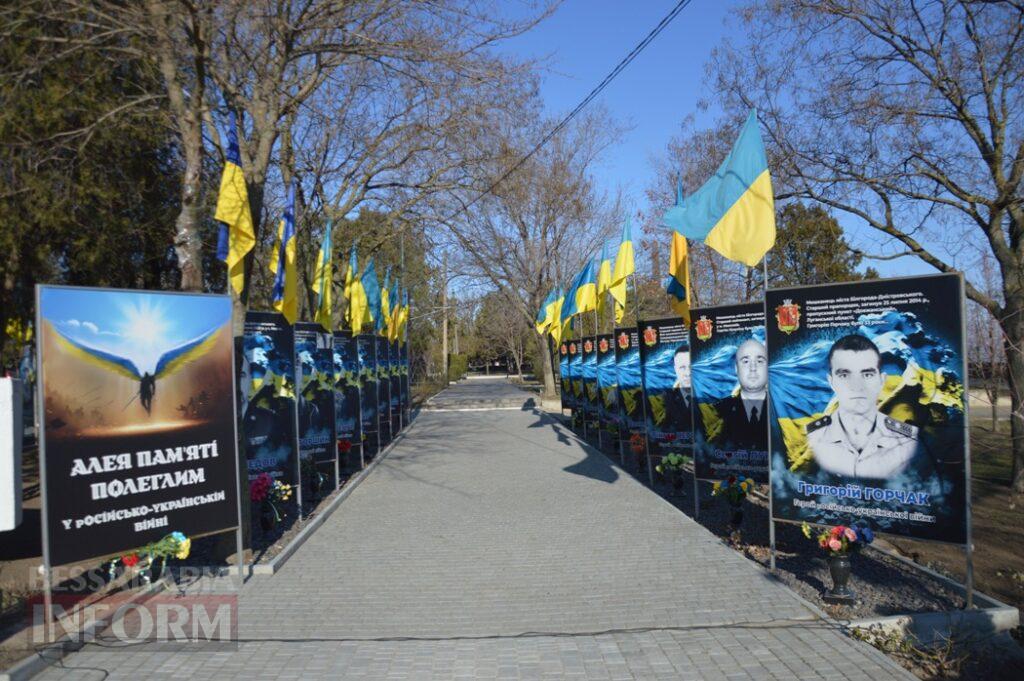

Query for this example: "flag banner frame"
[356,335,379,456]
[558,341,571,412]
[375,335,392,447]
[638,317,693,453]
[295,322,337,497]
[568,339,583,427]
[581,336,600,424]
[615,327,644,439]
[389,339,401,436]
[332,332,361,474]
[595,333,618,435]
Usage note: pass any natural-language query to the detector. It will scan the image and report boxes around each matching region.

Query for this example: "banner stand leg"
[693,476,699,519]
[644,438,654,487]
[761,258,776,572]
[618,436,624,466]
[769,520,776,571]
[960,273,974,609]
[235,526,245,585]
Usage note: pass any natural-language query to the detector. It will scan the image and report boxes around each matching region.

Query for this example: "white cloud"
[82,321,99,334]
[64,319,81,328]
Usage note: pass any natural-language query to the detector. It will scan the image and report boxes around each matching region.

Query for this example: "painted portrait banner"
[568,339,583,420]
[766,274,968,544]
[376,335,392,447]
[581,337,599,423]
[295,323,337,495]
[242,311,297,485]
[595,334,618,433]
[400,341,410,423]
[691,303,768,482]
[389,340,402,436]
[558,341,570,412]
[614,327,643,437]
[333,332,361,471]
[37,286,239,566]
[638,318,692,452]
[356,335,378,455]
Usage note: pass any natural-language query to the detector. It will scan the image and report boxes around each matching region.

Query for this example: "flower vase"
[259,503,275,533]
[671,469,685,496]
[824,554,855,604]
[728,500,744,528]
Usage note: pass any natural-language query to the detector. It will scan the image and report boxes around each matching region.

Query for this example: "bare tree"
[709,0,1024,492]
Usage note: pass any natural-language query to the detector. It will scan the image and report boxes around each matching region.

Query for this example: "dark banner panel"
[376,335,392,447]
[389,340,402,436]
[638,318,692,452]
[400,341,410,422]
[332,332,361,472]
[356,335,378,455]
[295,323,337,497]
[37,286,239,566]
[615,327,643,437]
[766,274,967,544]
[243,311,297,485]
[581,337,599,423]
[568,339,583,417]
[596,334,618,433]
[558,341,570,412]
[691,303,768,482]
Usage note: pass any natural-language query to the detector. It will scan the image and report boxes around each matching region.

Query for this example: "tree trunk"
[535,331,555,399]
[173,140,204,291]
[1004,319,1024,494]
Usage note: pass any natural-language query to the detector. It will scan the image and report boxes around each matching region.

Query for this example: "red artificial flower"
[337,439,353,454]
[727,475,737,485]
[121,553,140,567]
[830,526,844,539]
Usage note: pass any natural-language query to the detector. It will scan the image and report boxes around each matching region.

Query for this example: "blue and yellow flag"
[596,243,612,318]
[312,221,333,331]
[214,113,255,294]
[535,287,561,335]
[397,288,410,341]
[548,292,566,344]
[610,217,634,323]
[666,231,691,325]
[660,110,775,267]
[386,277,401,341]
[343,245,368,334]
[560,259,598,322]
[269,182,298,324]
[362,258,382,331]
[379,267,392,335]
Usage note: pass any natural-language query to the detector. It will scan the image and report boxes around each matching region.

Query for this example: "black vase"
[728,502,743,528]
[671,470,685,495]
[825,554,856,604]
[259,503,275,533]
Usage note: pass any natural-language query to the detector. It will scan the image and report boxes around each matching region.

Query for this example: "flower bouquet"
[628,432,646,470]
[655,452,689,495]
[802,522,875,604]
[107,531,191,584]
[712,475,754,531]
[251,472,292,533]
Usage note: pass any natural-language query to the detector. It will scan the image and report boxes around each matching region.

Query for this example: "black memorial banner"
[37,286,240,566]
[568,340,583,419]
[295,323,337,496]
[357,335,378,455]
[376,335,392,447]
[242,311,297,485]
[766,274,968,544]
[558,341,570,412]
[690,303,768,482]
[400,341,410,423]
[614,327,643,438]
[333,332,361,472]
[638,318,693,452]
[389,340,401,436]
[581,337,599,424]
[595,334,617,435]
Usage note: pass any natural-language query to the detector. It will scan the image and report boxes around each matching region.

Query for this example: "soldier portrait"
[806,334,921,479]
[712,338,767,450]
[662,346,693,432]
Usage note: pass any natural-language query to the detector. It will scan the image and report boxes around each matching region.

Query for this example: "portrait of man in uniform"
[661,346,693,433]
[713,338,767,450]
[806,334,921,478]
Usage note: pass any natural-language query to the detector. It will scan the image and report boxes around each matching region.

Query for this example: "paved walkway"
[36,379,911,680]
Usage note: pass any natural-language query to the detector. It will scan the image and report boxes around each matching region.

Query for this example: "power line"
[445,0,695,224]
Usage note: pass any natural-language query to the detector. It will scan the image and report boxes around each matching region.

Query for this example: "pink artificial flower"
[828,538,842,551]
[844,527,857,542]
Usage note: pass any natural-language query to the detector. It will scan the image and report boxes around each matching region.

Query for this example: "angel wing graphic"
[48,321,224,414]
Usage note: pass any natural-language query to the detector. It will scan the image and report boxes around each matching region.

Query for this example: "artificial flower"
[843,527,857,542]
[121,553,140,567]
[828,538,842,551]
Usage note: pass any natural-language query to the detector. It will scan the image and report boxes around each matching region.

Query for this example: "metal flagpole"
[762,257,775,570]
[631,271,654,486]
[399,233,406,433]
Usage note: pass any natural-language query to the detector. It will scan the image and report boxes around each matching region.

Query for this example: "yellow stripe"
[155,328,224,380]
[704,170,776,267]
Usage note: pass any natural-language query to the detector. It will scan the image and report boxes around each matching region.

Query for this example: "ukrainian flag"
[214,113,255,294]
[596,243,612,318]
[548,293,566,344]
[379,267,392,335]
[269,182,298,324]
[397,288,410,341]
[312,221,333,331]
[666,231,691,325]
[387,278,401,341]
[362,258,382,331]
[561,259,598,321]
[536,287,560,334]
[610,217,634,323]
[344,246,368,334]
[660,110,775,267]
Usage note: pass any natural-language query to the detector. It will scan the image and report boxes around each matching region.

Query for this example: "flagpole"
[762,256,775,571]
[593,306,602,451]
[578,314,587,441]
[631,271,654,486]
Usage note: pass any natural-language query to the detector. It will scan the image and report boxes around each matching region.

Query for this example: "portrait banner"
[332,332,361,472]
[638,318,692,451]
[691,304,768,482]
[295,323,337,493]
[568,339,583,417]
[581,337,599,421]
[356,335,378,455]
[614,327,643,437]
[558,341,570,412]
[376,335,392,447]
[766,274,968,544]
[596,334,618,433]
[37,286,239,566]
[389,340,401,436]
[242,311,297,485]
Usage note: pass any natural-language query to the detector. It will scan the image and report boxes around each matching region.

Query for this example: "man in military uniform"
[713,338,768,450]
[661,346,693,433]
[807,334,920,479]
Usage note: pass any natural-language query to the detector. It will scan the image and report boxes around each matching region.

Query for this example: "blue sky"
[495,0,936,278]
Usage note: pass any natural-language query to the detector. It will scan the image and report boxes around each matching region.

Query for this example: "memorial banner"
[332,332,361,472]
[389,340,402,436]
[568,339,583,415]
[356,335,378,455]
[581,337,599,421]
[558,341,570,411]
[376,335,392,447]
[400,341,410,423]
[691,304,768,482]
[596,334,618,432]
[766,274,967,544]
[615,327,643,436]
[295,323,337,494]
[37,286,239,566]
[242,312,297,484]
[638,318,692,451]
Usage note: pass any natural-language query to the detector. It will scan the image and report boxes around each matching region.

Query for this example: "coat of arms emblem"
[617,332,629,349]
[776,299,801,334]
[598,338,609,353]
[695,316,713,342]
[583,339,593,353]
[642,326,657,346]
